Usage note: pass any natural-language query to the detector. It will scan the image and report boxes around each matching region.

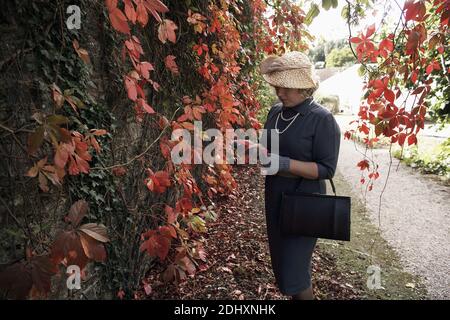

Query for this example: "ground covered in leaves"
[143,166,366,300]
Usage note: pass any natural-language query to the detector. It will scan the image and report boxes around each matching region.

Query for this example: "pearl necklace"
[275,112,301,134]
[280,111,298,121]
[275,98,313,134]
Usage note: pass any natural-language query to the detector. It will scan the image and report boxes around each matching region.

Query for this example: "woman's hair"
[299,87,316,98]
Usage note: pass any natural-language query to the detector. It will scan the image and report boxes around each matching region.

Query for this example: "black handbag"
[279,178,351,241]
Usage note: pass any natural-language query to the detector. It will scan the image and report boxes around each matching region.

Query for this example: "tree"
[326,46,356,67]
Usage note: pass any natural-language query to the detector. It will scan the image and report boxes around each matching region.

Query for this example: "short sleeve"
[312,113,341,180]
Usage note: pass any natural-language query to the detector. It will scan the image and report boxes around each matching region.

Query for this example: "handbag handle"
[329,178,337,196]
[295,178,337,196]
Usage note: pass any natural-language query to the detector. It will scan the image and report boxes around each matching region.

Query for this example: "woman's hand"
[261,153,291,175]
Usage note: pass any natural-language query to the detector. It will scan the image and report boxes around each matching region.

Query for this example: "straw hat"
[260,51,319,90]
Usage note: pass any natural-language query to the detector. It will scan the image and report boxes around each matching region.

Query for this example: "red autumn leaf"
[146,170,171,193]
[365,24,376,38]
[426,63,434,75]
[411,70,418,83]
[160,140,171,159]
[159,225,177,239]
[125,37,144,62]
[384,89,395,103]
[404,0,426,22]
[154,171,171,187]
[55,143,70,168]
[406,30,420,55]
[398,132,407,146]
[192,106,205,120]
[408,133,417,145]
[165,55,179,75]
[105,0,117,11]
[123,0,136,24]
[165,205,178,224]
[369,171,380,180]
[140,233,171,261]
[357,160,370,171]
[51,230,89,269]
[136,2,149,27]
[124,76,138,101]
[109,7,130,35]
[137,61,154,79]
[379,38,394,52]
[158,19,178,44]
[358,123,370,135]
[432,60,441,71]
[137,98,155,114]
[142,0,169,23]
[350,37,362,43]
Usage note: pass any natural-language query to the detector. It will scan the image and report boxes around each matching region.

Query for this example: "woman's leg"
[291,286,314,300]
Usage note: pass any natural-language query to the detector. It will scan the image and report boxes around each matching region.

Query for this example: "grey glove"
[261,153,291,175]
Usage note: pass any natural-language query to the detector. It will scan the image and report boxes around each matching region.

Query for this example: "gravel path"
[335,116,450,299]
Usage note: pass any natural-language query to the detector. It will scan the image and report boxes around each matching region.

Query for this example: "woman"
[259,51,341,300]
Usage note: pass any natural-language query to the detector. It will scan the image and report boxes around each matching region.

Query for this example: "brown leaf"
[28,126,45,155]
[72,39,91,64]
[51,84,65,108]
[51,231,89,269]
[158,19,178,44]
[79,232,107,262]
[79,223,109,243]
[66,200,89,226]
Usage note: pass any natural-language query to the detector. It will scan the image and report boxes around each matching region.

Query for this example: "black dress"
[263,97,341,295]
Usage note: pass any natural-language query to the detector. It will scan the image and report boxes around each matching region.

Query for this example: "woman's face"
[274,87,307,107]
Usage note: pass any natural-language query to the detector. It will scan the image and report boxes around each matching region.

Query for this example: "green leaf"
[341,4,350,19]
[188,215,207,233]
[305,3,320,26]
[331,0,338,8]
[322,0,332,10]
[46,115,69,125]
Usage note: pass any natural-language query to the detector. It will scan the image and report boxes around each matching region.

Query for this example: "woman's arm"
[288,160,319,180]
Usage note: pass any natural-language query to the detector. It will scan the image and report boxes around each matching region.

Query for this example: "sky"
[306,0,405,43]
